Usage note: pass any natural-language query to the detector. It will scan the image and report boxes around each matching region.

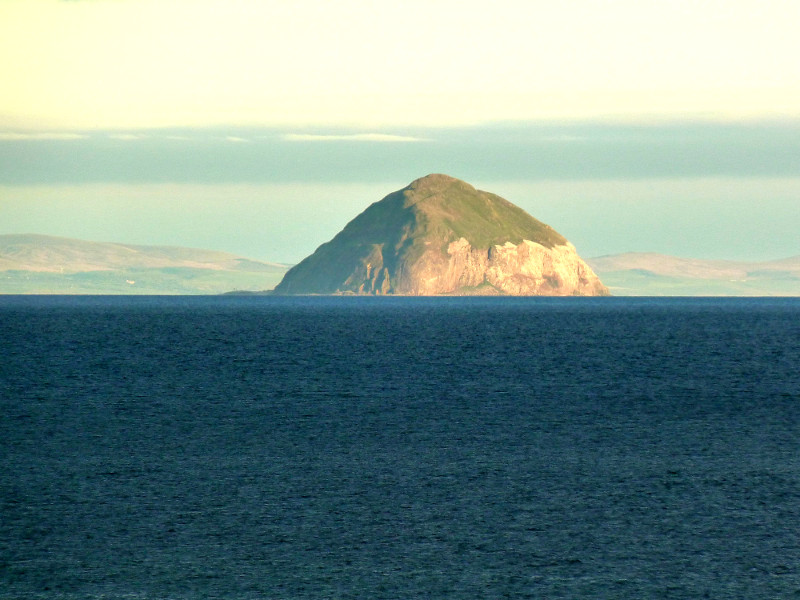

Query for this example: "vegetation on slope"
[404,174,567,249]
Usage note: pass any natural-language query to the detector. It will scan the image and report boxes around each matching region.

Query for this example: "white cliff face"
[487,239,608,295]
[397,237,608,296]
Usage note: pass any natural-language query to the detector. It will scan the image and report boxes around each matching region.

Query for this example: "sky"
[1,0,799,263]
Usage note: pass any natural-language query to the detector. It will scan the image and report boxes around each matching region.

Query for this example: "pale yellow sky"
[2,0,799,130]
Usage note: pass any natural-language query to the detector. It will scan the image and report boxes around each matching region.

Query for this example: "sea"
[1,295,798,599]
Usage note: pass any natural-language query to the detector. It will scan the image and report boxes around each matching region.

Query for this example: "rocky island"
[274,174,608,296]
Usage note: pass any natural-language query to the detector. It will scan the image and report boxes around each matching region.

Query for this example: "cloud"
[108,133,148,141]
[539,135,589,142]
[0,132,88,141]
[3,121,799,185]
[282,133,430,143]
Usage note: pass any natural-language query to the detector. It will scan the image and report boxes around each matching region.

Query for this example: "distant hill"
[274,174,608,296]
[0,234,288,294]
[587,253,800,296]
[4,234,797,297]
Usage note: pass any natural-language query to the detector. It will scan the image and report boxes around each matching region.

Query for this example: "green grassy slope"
[405,174,567,249]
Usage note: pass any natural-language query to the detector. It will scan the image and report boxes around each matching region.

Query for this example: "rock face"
[274,174,609,296]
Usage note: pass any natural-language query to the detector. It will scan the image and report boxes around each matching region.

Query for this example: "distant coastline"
[1,234,798,296]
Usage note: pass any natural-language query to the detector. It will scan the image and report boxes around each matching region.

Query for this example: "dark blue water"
[1,296,799,599]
